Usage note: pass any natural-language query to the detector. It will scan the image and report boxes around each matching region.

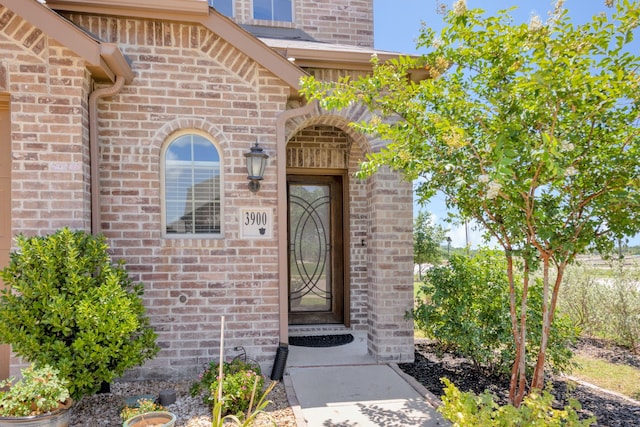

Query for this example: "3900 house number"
[244,211,267,226]
[240,209,272,239]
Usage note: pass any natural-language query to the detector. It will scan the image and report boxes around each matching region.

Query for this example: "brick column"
[367,166,415,363]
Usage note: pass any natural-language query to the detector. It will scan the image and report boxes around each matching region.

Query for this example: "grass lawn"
[570,354,640,400]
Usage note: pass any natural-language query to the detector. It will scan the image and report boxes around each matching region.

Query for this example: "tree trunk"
[532,260,566,390]
[507,254,529,406]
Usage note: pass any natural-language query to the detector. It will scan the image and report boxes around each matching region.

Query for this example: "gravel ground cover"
[70,338,639,426]
[69,380,296,426]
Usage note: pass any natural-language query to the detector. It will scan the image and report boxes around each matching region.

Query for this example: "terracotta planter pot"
[0,399,72,427]
[122,412,176,427]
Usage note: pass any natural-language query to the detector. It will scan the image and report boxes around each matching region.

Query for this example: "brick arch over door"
[281,102,392,156]
[286,124,351,169]
[276,101,415,358]
[280,103,380,331]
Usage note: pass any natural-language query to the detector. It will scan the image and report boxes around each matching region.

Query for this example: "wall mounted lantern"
[244,141,269,193]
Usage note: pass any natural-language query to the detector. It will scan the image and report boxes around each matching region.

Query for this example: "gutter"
[89,44,134,235]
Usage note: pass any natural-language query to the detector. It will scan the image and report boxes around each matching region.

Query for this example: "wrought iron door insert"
[288,175,344,324]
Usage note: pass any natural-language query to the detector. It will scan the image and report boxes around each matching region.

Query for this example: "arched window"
[163,132,221,235]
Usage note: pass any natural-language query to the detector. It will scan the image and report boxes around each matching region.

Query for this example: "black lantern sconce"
[244,141,269,193]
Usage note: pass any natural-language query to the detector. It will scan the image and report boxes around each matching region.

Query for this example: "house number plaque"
[240,208,272,239]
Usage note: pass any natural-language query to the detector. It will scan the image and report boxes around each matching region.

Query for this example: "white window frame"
[161,130,224,238]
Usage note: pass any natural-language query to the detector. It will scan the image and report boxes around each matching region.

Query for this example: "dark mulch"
[399,338,640,427]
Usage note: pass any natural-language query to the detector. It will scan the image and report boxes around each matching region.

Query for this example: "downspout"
[88,43,134,235]
[89,75,125,235]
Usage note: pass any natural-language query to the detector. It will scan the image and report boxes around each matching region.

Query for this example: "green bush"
[558,266,608,338]
[190,358,265,417]
[0,228,159,399]
[439,378,595,426]
[559,261,640,351]
[411,249,578,375]
[412,249,512,372]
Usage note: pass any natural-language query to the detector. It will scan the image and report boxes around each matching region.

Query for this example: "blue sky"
[374,1,618,53]
[372,0,640,248]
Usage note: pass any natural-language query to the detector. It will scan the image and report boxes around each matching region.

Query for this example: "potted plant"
[0,364,72,427]
[121,399,176,427]
[122,412,176,427]
[120,398,176,427]
[0,228,159,400]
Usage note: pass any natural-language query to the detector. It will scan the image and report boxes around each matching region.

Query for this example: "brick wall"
[366,166,414,363]
[0,6,91,237]
[347,137,370,328]
[229,0,374,47]
[63,13,291,379]
[287,125,350,168]
[0,6,92,376]
[296,0,373,47]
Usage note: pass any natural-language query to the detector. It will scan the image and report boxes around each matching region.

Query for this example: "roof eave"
[44,0,210,17]
[275,49,397,68]
[2,0,132,83]
[47,0,306,90]
[268,45,430,82]
[199,13,306,90]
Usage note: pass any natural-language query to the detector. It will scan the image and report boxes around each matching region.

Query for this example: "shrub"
[559,261,640,351]
[411,249,578,375]
[413,249,512,372]
[210,380,277,427]
[191,358,264,417]
[439,378,595,426]
[0,364,70,417]
[0,228,159,399]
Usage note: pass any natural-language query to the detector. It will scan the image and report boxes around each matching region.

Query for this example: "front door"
[287,174,345,325]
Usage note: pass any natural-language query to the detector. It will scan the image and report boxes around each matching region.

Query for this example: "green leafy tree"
[414,210,447,277]
[301,0,640,405]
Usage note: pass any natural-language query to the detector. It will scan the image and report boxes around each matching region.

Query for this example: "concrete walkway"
[283,331,448,427]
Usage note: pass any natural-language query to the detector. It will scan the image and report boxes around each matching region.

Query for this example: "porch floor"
[287,329,375,367]
[283,327,447,426]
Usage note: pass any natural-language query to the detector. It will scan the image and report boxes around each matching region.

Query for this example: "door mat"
[289,333,354,347]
